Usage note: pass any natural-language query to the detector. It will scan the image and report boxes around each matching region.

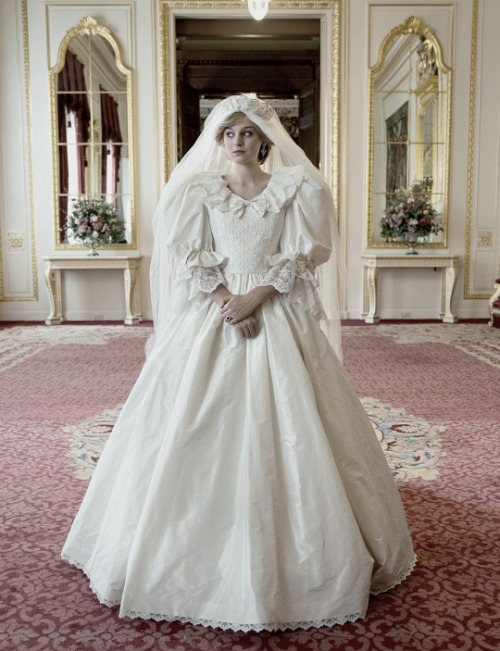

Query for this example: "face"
[223,117,263,165]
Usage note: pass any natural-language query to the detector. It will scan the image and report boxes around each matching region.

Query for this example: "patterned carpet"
[1,323,499,651]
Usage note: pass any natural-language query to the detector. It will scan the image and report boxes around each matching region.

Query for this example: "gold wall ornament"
[159,0,340,213]
[8,233,26,252]
[49,16,136,250]
[366,16,452,250]
[477,231,493,249]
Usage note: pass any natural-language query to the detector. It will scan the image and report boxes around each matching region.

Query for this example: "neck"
[226,162,268,185]
[223,162,271,201]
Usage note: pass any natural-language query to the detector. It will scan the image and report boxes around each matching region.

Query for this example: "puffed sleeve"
[260,168,333,319]
[166,177,227,296]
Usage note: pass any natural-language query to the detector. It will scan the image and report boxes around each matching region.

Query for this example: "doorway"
[175,18,321,165]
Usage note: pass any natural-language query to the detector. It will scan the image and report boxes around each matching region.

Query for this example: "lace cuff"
[260,254,325,320]
[175,249,227,296]
[260,258,296,293]
[288,277,327,320]
[261,254,318,293]
[192,265,226,295]
[174,266,226,300]
[171,265,226,306]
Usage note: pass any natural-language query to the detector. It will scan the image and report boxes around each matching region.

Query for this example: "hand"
[208,285,232,306]
[220,293,260,324]
[234,315,260,339]
[220,286,278,325]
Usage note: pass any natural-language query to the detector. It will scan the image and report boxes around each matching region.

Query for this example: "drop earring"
[260,144,267,158]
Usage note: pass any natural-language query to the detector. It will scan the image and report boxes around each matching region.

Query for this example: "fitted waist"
[223,260,271,275]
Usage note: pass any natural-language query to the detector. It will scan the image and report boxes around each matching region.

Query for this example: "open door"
[299,81,319,167]
[178,80,200,158]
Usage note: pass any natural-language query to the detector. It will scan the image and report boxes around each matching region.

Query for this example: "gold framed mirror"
[50,16,135,250]
[367,16,451,249]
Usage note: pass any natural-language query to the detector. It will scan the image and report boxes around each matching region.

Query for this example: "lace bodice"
[194,166,304,273]
[166,165,333,317]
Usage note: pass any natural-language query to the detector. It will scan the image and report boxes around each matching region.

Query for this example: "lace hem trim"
[369,554,418,596]
[62,553,365,632]
[61,552,416,633]
[120,610,366,633]
[61,553,122,609]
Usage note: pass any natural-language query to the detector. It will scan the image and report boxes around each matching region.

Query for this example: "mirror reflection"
[367,17,451,248]
[51,17,134,248]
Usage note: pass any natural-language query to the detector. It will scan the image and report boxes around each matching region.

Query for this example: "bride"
[62,94,416,633]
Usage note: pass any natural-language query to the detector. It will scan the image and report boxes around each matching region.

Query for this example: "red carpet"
[1,323,499,650]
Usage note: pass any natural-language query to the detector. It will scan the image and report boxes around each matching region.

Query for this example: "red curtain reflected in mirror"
[57,51,90,234]
[100,88,123,200]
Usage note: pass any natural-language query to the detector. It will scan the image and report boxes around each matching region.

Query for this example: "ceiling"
[175,18,320,52]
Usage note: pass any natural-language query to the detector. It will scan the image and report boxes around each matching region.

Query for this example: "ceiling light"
[247,0,269,21]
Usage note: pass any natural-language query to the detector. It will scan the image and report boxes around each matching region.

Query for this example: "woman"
[62,95,415,632]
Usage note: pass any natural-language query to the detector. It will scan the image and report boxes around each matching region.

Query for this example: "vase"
[84,239,101,257]
[405,233,418,255]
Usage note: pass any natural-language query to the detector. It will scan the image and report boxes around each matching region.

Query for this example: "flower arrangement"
[65,197,126,249]
[380,189,442,241]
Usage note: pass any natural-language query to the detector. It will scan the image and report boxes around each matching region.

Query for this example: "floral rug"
[65,397,445,484]
[1,323,499,651]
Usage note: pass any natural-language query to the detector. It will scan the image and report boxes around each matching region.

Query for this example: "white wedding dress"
[62,166,415,632]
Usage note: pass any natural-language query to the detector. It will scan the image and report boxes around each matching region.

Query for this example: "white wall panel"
[0,0,37,303]
[466,0,500,296]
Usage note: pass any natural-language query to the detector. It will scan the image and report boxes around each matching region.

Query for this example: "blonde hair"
[215,111,273,164]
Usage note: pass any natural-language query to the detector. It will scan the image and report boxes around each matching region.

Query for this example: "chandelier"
[247,0,269,21]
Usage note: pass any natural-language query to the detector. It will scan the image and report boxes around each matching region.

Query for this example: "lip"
[233,149,245,154]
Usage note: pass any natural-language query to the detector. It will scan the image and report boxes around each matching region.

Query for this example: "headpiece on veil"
[150,95,344,359]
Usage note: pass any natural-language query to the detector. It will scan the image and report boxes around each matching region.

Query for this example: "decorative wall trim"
[22,0,38,300]
[464,0,486,299]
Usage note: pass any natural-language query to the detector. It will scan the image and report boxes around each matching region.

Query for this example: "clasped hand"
[220,294,260,324]
[220,294,261,339]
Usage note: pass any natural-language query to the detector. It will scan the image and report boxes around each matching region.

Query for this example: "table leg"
[441,264,458,323]
[44,264,62,325]
[364,266,379,324]
[123,265,140,325]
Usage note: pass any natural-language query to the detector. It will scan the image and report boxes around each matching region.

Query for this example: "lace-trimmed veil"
[150,95,344,359]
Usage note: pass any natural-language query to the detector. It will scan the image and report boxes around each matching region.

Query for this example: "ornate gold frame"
[49,16,136,250]
[159,0,340,211]
[366,16,452,249]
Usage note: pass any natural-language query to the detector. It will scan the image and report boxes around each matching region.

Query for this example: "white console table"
[43,255,142,325]
[362,255,459,324]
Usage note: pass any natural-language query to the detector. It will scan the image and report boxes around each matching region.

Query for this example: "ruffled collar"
[193,166,305,218]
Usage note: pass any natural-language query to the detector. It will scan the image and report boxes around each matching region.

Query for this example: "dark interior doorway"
[176,18,321,165]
